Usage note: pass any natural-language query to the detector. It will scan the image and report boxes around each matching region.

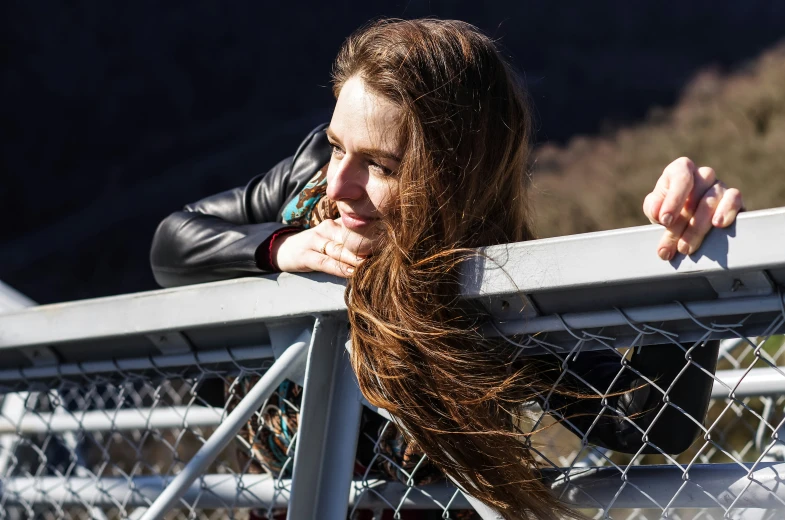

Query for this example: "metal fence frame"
[0,207,784,519]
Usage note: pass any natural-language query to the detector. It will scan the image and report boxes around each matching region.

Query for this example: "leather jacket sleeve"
[150,124,332,287]
[544,340,719,454]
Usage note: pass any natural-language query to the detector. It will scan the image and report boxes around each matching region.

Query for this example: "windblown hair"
[334,19,581,519]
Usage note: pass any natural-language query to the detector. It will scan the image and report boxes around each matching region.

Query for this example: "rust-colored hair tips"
[334,19,581,519]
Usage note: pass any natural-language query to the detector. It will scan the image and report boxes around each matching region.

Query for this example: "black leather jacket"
[149,124,717,455]
[150,123,331,288]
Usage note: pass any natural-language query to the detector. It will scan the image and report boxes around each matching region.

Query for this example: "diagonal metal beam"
[139,333,310,520]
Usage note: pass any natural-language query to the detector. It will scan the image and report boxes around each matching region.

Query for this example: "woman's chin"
[336,218,382,253]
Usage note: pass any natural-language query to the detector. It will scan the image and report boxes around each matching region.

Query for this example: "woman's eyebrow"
[327,127,401,162]
[355,146,401,163]
[325,127,342,145]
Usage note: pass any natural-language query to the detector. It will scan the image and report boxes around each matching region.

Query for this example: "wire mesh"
[0,351,289,520]
[1,295,784,519]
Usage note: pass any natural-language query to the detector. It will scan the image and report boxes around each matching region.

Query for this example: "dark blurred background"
[2,1,785,304]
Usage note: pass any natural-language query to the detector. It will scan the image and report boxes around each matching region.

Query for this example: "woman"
[151,19,743,520]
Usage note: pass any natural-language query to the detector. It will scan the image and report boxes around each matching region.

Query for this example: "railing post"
[287,317,363,520]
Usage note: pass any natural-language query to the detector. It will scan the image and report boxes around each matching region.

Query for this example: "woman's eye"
[369,161,394,176]
[331,145,345,158]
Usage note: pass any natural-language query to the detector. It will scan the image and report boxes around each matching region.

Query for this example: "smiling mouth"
[341,210,379,229]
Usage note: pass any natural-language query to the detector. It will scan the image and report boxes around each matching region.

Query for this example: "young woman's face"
[326,76,403,244]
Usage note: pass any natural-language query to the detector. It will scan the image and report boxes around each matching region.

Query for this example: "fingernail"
[658,248,672,261]
[661,213,673,227]
[713,215,723,227]
[677,241,690,256]
[347,267,355,274]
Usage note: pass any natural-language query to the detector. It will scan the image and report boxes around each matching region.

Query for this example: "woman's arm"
[149,125,332,288]
[546,341,719,455]
[545,157,742,454]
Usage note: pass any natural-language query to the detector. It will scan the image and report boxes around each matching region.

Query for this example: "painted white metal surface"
[0,272,346,351]
[0,344,275,382]
[0,282,36,478]
[465,207,785,298]
[0,475,472,510]
[287,319,363,520]
[712,366,785,399]
[0,406,224,434]
[1,208,783,355]
[6,462,785,511]
[553,462,785,510]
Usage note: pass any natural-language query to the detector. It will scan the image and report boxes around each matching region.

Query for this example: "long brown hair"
[334,19,581,519]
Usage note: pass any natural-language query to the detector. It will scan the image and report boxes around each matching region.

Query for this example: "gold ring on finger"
[319,241,329,256]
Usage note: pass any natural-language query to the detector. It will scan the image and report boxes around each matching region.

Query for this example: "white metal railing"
[0,207,783,519]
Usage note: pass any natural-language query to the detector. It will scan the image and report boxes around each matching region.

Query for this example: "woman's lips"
[340,210,378,230]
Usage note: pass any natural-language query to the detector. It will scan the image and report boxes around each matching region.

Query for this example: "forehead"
[330,76,403,154]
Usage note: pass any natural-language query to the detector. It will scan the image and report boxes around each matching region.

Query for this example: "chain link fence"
[0,352,284,519]
[3,324,785,518]
[349,329,785,518]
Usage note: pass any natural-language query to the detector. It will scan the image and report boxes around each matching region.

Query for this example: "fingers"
[712,187,744,228]
[274,219,373,277]
[306,220,370,277]
[315,218,376,258]
[655,177,744,260]
[656,216,688,261]
[655,165,718,260]
[642,192,662,225]
[302,250,356,278]
[655,157,697,227]
[313,221,367,264]
[675,182,723,256]
[322,239,364,268]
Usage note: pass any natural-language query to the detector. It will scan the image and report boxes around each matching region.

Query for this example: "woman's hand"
[643,157,744,261]
[272,218,371,278]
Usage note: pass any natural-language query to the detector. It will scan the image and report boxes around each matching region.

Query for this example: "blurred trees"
[532,44,785,238]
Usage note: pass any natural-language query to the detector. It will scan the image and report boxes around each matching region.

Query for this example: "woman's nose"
[326,155,366,201]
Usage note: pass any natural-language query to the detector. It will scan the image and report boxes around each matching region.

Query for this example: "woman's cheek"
[370,181,399,218]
